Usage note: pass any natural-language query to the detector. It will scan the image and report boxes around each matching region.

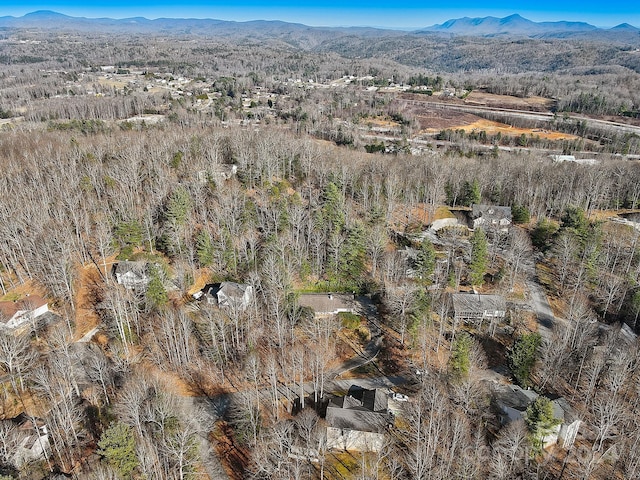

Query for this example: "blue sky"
[2,1,639,29]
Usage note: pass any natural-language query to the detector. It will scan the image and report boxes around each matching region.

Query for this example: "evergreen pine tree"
[525,397,561,453]
[509,332,542,387]
[470,227,488,286]
[195,230,215,267]
[415,239,436,282]
[97,423,139,478]
[146,264,168,310]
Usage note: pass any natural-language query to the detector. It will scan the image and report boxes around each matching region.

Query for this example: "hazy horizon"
[1,3,638,29]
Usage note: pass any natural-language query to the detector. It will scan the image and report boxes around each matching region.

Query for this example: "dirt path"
[72,256,117,341]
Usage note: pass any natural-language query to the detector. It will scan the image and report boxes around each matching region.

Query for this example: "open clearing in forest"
[396,92,578,140]
[456,119,579,140]
[0,279,47,302]
[389,204,456,231]
[73,256,116,341]
[96,77,129,89]
[463,91,554,111]
[414,112,578,140]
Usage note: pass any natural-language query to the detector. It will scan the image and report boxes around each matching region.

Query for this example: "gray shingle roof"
[452,293,506,317]
[325,386,389,433]
[297,293,356,315]
[113,261,150,288]
[472,204,512,221]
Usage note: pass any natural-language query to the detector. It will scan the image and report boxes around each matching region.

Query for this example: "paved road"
[176,295,409,478]
[329,295,384,377]
[76,327,99,343]
[526,279,556,339]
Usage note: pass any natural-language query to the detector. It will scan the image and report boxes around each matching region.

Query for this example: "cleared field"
[395,93,578,140]
[456,119,579,140]
[96,77,130,89]
[418,117,579,140]
[362,116,401,129]
[463,91,554,111]
[408,105,484,131]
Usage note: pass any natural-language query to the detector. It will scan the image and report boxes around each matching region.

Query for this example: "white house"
[217,282,253,311]
[493,383,580,449]
[550,155,600,165]
[199,282,254,312]
[0,295,49,330]
[11,416,51,468]
[113,261,151,290]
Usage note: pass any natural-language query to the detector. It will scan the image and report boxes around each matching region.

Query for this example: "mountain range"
[419,13,639,37]
[0,11,638,39]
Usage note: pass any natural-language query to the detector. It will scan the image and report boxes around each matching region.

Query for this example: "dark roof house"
[325,386,390,452]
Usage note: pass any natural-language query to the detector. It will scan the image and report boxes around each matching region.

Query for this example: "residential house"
[0,295,48,330]
[493,383,580,449]
[113,261,150,289]
[196,164,238,184]
[471,204,512,232]
[550,154,599,165]
[297,293,357,317]
[217,282,253,311]
[550,154,577,163]
[325,386,390,452]
[11,414,51,468]
[200,282,254,312]
[451,292,506,325]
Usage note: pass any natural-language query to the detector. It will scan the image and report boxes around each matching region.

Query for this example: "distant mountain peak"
[420,14,604,37]
[24,10,71,18]
[502,13,525,21]
[610,23,639,31]
[0,10,637,40]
